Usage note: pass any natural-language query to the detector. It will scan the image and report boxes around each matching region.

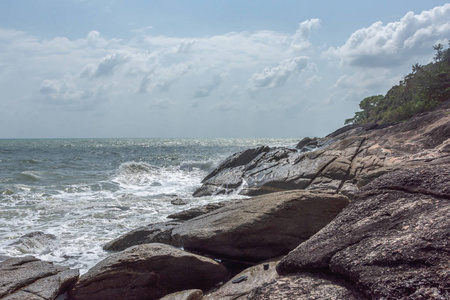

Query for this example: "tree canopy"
[345,42,450,125]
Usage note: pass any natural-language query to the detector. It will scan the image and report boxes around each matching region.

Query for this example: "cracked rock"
[0,256,79,300]
[277,165,450,299]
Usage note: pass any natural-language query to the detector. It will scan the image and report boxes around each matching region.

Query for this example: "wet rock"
[103,222,181,251]
[171,198,188,205]
[10,231,57,255]
[172,190,349,263]
[204,261,279,300]
[160,289,203,300]
[0,256,79,300]
[69,243,229,300]
[247,272,364,300]
[277,165,450,299]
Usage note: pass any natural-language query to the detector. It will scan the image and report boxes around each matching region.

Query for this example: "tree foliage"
[345,42,450,125]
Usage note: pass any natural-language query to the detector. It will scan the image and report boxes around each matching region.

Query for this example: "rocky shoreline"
[1,106,449,299]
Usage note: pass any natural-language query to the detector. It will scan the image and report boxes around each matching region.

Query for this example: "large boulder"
[172,190,349,262]
[277,165,450,299]
[69,243,229,300]
[194,108,450,197]
[0,256,79,300]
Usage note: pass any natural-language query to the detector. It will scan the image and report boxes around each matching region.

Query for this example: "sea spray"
[0,138,297,273]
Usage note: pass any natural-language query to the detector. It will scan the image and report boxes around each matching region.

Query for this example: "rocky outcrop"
[0,256,79,300]
[172,190,349,262]
[194,109,450,197]
[277,165,450,299]
[69,243,229,300]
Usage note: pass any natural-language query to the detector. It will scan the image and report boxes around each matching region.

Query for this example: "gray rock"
[172,190,349,263]
[247,273,364,300]
[103,221,181,251]
[69,243,229,300]
[160,289,203,300]
[167,201,232,221]
[171,198,188,205]
[277,165,450,299]
[204,261,279,300]
[0,256,79,300]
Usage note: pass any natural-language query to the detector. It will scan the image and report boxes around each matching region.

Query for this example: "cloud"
[291,19,321,51]
[326,4,450,67]
[248,56,309,89]
[139,63,191,93]
[194,74,223,98]
[38,75,108,110]
[80,52,130,78]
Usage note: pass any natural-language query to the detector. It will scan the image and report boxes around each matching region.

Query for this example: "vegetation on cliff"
[345,42,450,125]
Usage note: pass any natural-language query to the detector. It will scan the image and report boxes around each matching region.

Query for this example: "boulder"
[160,289,203,300]
[277,165,450,299]
[69,243,229,300]
[204,261,279,300]
[0,256,79,300]
[172,190,349,262]
[247,272,365,300]
[103,221,181,251]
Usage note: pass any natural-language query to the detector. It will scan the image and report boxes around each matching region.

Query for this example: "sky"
[0,1,449,138]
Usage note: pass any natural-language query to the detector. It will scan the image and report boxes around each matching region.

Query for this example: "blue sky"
[1,1,449,138]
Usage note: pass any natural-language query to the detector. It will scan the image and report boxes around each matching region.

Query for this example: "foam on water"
[0,138,298,273]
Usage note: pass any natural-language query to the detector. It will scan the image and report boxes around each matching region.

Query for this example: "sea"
[0,138,298,273]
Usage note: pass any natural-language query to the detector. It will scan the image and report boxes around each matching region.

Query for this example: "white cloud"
[139,63,191,93]
[248,56,309,89]
[194,74,223,98]
[326,4,450,67]
[80,52,130,78]
[291,19,321,51]
[38,75,110,110]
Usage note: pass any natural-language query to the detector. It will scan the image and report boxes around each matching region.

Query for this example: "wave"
[180,160,214,171]
[10,231,57,255]
[19,171,42,181]
[118,161,159,175]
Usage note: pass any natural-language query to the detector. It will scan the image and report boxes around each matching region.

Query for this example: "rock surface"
[204,261,279,300]
[167,201,231,221]
[159,289,203,300]
[247,272,365,300]
[277,165,450,299]
[69,243,229,300]
[103,221,182,251]
[194,109,450,197]
[172,190,349,262]
[0,256,79,300]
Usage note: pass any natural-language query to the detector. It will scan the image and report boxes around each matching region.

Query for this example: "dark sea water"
[0,138,297,273]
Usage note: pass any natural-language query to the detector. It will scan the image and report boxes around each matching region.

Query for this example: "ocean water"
[0,138,297,273]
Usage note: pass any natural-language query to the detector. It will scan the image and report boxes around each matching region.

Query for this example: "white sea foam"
[0,138,296,274]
